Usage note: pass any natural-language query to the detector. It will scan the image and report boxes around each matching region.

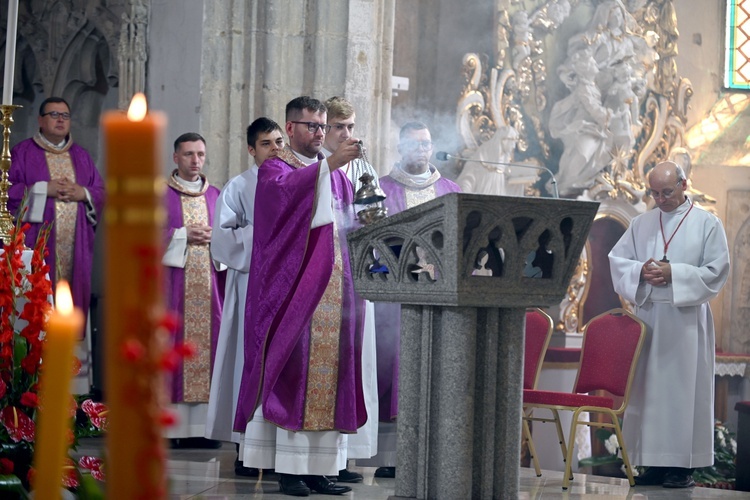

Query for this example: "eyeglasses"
[291,121,331,134]
[646,180,681,199]
[402,140,434,151]
[41,111,71,120]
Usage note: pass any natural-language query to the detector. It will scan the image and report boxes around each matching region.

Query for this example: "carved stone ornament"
[454,0,707,331]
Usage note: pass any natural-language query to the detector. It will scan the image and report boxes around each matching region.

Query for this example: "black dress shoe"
[634,466,667,486]
[170,437,223,449]
[279,474,311,496]
[303,475,352,495]
[334,468,363,483]
[234,459,260,477]
[374,466,396,478]
[663,468,695,488]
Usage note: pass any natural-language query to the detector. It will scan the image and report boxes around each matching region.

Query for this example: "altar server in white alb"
[205,117,284,476]
[608,160,730,489]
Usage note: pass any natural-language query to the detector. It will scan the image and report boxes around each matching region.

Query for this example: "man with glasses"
[233,96,366,496]
[609,161,730,488]
[8,96,105,392]
[360,122,460,478]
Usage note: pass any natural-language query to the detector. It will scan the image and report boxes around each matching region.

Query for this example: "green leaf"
[76,473,105,500]
[0,474,29,498]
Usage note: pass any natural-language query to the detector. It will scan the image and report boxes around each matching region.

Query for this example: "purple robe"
[376,166,461,420]
[233,153,366,433]
[164,177,225,402]
[8,137,105,321]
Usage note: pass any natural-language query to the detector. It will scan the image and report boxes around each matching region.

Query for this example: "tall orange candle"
[102,93,168,499]
[34,280,84,500]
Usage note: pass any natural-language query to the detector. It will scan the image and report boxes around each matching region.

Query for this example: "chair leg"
[522,417,542,477]
[550,409,569,472]
[612,418,635,487]
[562,409,582,490]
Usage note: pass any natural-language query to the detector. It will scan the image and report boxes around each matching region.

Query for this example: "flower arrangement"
[0,219,108,498]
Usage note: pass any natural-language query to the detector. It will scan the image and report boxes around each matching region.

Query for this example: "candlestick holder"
[0,104,21,244]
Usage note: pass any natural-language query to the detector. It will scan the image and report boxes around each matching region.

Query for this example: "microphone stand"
[436,151,559,199]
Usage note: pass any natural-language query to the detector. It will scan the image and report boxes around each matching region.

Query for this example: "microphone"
[436,151,559,198]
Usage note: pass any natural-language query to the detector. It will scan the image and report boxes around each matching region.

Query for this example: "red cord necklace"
[659,199,694,262]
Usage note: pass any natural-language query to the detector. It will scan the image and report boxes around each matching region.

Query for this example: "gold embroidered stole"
[275,147,344,430]
[179,194,213,402]
[45,152,77,282]
[406,184,437,208]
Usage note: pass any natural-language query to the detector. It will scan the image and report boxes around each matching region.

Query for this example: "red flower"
[0,406,35,442]
[0,378,6,400]
[62,457,80,488]
[79,456,105,481]
[0,458,13,474]
[81,399,109,431]
[19,392,39,408]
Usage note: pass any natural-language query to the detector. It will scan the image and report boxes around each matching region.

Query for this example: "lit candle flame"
[55,280,74,315]
[127,93,148,122]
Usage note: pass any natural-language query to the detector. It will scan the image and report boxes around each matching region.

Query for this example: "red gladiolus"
[19,392,39,408]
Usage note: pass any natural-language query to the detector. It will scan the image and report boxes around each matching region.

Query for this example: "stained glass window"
[726,0,750,89]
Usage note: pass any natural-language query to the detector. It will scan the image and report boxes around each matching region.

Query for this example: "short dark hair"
[247,117,282,147]
[174,132,206,152]
[39,97,70,116]
[399,121,429,140]
[285,96,326,122]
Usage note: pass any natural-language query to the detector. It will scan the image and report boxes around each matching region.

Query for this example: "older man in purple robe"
[162,132,225,447]
[233,96,366,497]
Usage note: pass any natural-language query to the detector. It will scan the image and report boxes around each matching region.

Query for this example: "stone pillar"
[194,0,395,186]
[347,193,599,499]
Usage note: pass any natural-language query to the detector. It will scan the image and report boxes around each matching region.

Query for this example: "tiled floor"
[77,439,748,498]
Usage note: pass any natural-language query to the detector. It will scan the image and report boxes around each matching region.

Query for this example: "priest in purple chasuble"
[357,122,460,476]
[162,133,225,441]
[608,161,729,489]
[233,96,367,497]
[8,97,105,393]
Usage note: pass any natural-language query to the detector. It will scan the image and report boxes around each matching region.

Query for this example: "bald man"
[608,161,730,488]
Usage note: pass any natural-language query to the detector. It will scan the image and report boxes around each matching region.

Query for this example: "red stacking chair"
[522,308,554,477]
[522,308,646,489]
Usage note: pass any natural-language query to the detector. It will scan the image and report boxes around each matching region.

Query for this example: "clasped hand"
[49,178,86,202]
[641,258,672,287]
[187,224,212,245]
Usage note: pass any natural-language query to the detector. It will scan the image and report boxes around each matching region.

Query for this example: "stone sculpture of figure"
[604,61,642,153]
[457,125,530,196]
[511,10,532,70]
[549,49,613,194]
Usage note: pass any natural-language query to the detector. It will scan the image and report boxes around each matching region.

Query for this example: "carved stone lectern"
[347,193,599,499]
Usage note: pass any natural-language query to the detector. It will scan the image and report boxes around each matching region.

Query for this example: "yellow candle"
[102,93,168,499]
[33,280,84,500]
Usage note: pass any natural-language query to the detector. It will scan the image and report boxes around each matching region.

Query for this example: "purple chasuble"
[8,137,105,322]
[375,166,461,421]
[233,152,366,433]
[164,175,225,402]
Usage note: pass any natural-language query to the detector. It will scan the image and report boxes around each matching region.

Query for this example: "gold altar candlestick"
[0,103,21,243]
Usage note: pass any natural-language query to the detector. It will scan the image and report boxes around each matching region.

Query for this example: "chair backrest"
[524,308,554,390]
[573,308,646,410]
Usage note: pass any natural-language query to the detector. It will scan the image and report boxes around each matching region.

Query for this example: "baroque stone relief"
[453,0,704,331]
